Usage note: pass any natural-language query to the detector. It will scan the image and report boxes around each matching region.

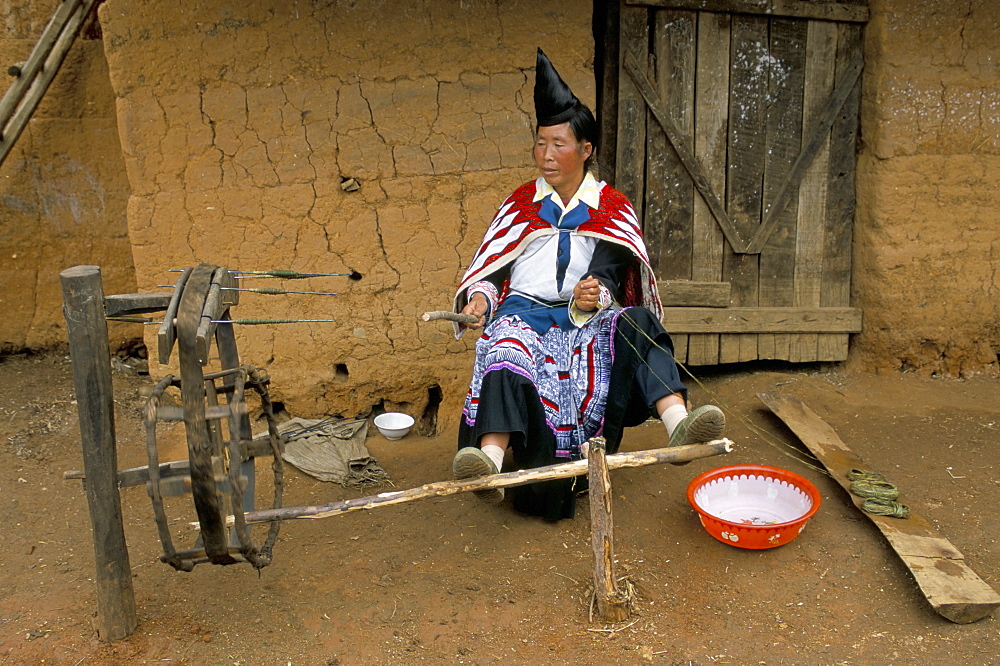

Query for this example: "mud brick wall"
[4,0,997,422]
[97,0,595,427]
[852,0,1000,376]
[0,0,137,352]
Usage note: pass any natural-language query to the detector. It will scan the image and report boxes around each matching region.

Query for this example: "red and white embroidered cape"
[454,179,663,325]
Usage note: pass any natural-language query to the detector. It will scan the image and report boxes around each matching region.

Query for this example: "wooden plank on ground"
[617,5,650,218]
[721,13,767,362]
[759,393,1000,624]
[790,20,837,361]
[644,9,696,279]
[65,439,278,488]
[758,18,806,361]
[662,306,860,333]
[628,0,869,23]
[687,10,730,366]
[818,22,862,361]
[155,404,232,422]
[66,459,187,487]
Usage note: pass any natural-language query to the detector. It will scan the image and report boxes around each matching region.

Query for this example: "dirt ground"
[0,350,997,665]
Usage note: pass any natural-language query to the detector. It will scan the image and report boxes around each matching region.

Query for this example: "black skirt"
[458,307,686,521]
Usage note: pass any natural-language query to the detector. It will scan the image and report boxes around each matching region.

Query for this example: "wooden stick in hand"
[421,311,479,324]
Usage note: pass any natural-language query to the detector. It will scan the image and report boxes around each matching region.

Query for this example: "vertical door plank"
[598,0,621,186]
[617,5,650,218]
[671,331,689,366]
[758,18,807,360]
[818,21,862,361]
[687,11,731,366]
[791,20,836,361]
[721,14,768,362]
[646,9,696,281]
[648,9,697,360]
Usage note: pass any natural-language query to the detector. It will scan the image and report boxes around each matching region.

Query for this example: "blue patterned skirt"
[458,306,685,520]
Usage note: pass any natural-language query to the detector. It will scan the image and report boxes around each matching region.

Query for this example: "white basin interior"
[693,473,814,525]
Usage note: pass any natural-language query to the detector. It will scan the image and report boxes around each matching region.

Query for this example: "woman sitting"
[451,49,725,520]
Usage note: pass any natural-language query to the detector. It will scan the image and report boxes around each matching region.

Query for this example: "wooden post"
[60,265,138,641]
[587,437,630,623]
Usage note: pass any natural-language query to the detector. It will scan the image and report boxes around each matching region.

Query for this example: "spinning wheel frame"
[145,263,285,571]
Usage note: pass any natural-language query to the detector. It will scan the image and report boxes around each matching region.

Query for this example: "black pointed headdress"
[534,48,598,146]
[534,48,581,126]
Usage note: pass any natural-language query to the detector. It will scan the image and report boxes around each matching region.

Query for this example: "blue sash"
[495,295,571,334]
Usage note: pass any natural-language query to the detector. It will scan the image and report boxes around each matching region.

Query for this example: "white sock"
[481,444,505,472]
[660,404,689,437]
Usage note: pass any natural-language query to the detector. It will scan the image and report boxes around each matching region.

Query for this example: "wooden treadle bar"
[237,439,734,523]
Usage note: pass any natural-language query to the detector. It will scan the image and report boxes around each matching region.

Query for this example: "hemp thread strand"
[861,498,911,518]
[849,478,901,501]
[847,468,885,482]
[847,468,909,518]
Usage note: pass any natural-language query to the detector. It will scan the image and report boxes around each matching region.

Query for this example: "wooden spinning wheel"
[145,263,285,571]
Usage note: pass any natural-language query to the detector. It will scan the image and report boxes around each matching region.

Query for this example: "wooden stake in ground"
[587,437,630,623]
[60,266,138,641]
[760,392,1000,624]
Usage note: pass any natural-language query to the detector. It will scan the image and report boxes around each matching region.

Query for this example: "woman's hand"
[573,276,602,312]
[461,292,489,329]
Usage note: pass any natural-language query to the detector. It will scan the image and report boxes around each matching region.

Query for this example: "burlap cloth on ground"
[259,416,391,488]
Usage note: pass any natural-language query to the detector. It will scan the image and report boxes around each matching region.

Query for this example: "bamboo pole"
[238,439,733,524]
[0,0,84,123]
[0,0,97,166]
[60,265,138,641]
[588,438,630,622]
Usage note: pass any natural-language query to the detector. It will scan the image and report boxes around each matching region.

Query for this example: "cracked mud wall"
[852,0,1000,377]
[0,1,137,353]
[97,0,595,427]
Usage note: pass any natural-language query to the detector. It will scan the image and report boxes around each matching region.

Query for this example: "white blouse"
[507,174,604,302]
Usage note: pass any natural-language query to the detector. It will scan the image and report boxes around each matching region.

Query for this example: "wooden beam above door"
[628,0,869,23]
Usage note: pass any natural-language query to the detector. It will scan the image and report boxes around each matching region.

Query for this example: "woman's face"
[533,123,592,197]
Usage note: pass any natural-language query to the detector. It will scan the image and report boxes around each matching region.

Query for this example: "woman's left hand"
[573,276,602,312]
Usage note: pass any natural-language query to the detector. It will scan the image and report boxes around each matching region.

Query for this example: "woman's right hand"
[573,276,602,312]
[461,292,489,330]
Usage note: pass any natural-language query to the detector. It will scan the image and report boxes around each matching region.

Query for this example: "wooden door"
[603,0,866,365]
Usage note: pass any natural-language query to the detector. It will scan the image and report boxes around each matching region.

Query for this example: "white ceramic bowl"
[373,412,414,440]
